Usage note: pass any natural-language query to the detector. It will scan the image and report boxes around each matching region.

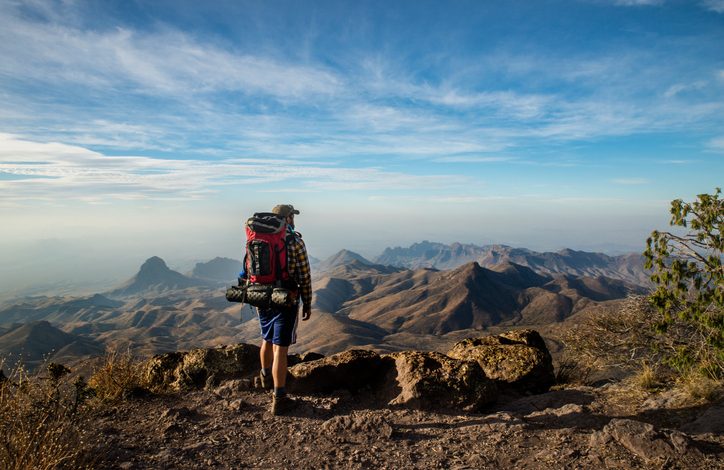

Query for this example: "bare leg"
[272,345,289,388]
[260,340,273,370]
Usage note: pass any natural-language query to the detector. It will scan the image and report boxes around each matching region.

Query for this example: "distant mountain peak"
[319,250,374,271]
[139,256,170,273]
[108,256,204,297]
[190,257,243,282]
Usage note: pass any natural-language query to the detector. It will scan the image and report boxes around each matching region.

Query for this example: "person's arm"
[294,237,313,319]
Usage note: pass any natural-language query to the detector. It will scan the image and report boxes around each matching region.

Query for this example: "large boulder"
[288,349,385,393]
[380,351,497,411]
[447,329,554,393]
[144,343,260,390]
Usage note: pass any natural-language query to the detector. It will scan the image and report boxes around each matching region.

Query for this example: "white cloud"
[662,159,694,164]
[707,136,724,152]
[433,156,514,163]
[702,0,724,13]
[0,6,341,101]
[663,81,706,98]
[0,134,461,202]
[420,89,552,119]
[614,0,664,5]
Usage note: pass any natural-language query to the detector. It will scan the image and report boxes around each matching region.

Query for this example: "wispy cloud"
[2,0,722,168]
[662,159,696,164]
[433,156,515,163]
[707,136,724,152]
[0,134,460,202]
[663,81,706,98]
[613,0,664,6]
[0,5,341,101]
[702,0,724,13]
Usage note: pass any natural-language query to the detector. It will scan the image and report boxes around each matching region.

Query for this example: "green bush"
[644,188,724,377]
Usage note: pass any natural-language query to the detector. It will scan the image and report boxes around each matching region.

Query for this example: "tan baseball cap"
[272,204,300,217]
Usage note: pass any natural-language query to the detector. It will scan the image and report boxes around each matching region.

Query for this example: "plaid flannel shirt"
[287,230,312,309]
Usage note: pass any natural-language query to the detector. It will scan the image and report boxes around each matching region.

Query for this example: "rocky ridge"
[85,329,724,469]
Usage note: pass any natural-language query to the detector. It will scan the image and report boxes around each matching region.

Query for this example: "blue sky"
[0,0,723,291]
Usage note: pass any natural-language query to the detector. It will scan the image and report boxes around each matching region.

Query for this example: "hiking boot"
[270,394,295,416]
[253,372,272,390]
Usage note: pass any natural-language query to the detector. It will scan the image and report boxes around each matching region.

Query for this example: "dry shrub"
[554,353,592,385]
[634,363,661,391]
[564,295,724,396]
[88,348,147,401]
[680,371,723,401]
[0,361,94,469]
[564,296,664,374]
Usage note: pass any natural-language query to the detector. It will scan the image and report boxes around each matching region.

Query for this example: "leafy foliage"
[644,188,723,376]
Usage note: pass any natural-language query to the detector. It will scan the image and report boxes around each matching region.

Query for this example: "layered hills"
[336,261,645,335]
[0,320,104,370]
[0,244,650,370]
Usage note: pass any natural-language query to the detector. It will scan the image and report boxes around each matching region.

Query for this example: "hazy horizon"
[1,1,722,298]
[1,234,651,300]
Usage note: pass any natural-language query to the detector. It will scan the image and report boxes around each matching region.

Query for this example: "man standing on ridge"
[254,204,312,415]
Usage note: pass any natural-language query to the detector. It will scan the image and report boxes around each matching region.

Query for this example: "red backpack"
[244,212,290,286]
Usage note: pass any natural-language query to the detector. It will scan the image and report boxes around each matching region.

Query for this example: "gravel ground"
[88,381,724,469]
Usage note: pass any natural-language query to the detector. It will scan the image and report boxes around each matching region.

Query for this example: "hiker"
[247,204,312,415]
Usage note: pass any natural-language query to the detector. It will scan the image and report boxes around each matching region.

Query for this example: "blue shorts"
[257,306,299,347]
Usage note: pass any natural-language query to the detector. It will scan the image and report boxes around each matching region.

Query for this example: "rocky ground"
[89,380,724,469]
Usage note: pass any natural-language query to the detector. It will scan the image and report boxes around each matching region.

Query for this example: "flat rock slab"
[322,412,393,442]
[590,418,704,466]
[681,401,724,435]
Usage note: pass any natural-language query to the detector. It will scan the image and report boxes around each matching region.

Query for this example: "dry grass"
[563,296,663,373]
[0,348,152,469]
[679,372,723,402]
[0,361,94,469]
[88,347,147,401]
[634,363,662,391]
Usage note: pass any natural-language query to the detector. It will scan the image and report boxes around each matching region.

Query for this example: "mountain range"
[0,242,652,371]
[375,241,650,286]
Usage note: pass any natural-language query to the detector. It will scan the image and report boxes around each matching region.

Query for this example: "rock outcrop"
[447,329,554,393]
[289,349,385,393]
[145,344,260,390]
[145,328,553,409]
[380,351,497,411]
[289,349,499,411]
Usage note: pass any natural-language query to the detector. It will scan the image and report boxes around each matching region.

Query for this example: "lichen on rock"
[447,329,554,393]
[380,350,498,411]
[144,344,260,391]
